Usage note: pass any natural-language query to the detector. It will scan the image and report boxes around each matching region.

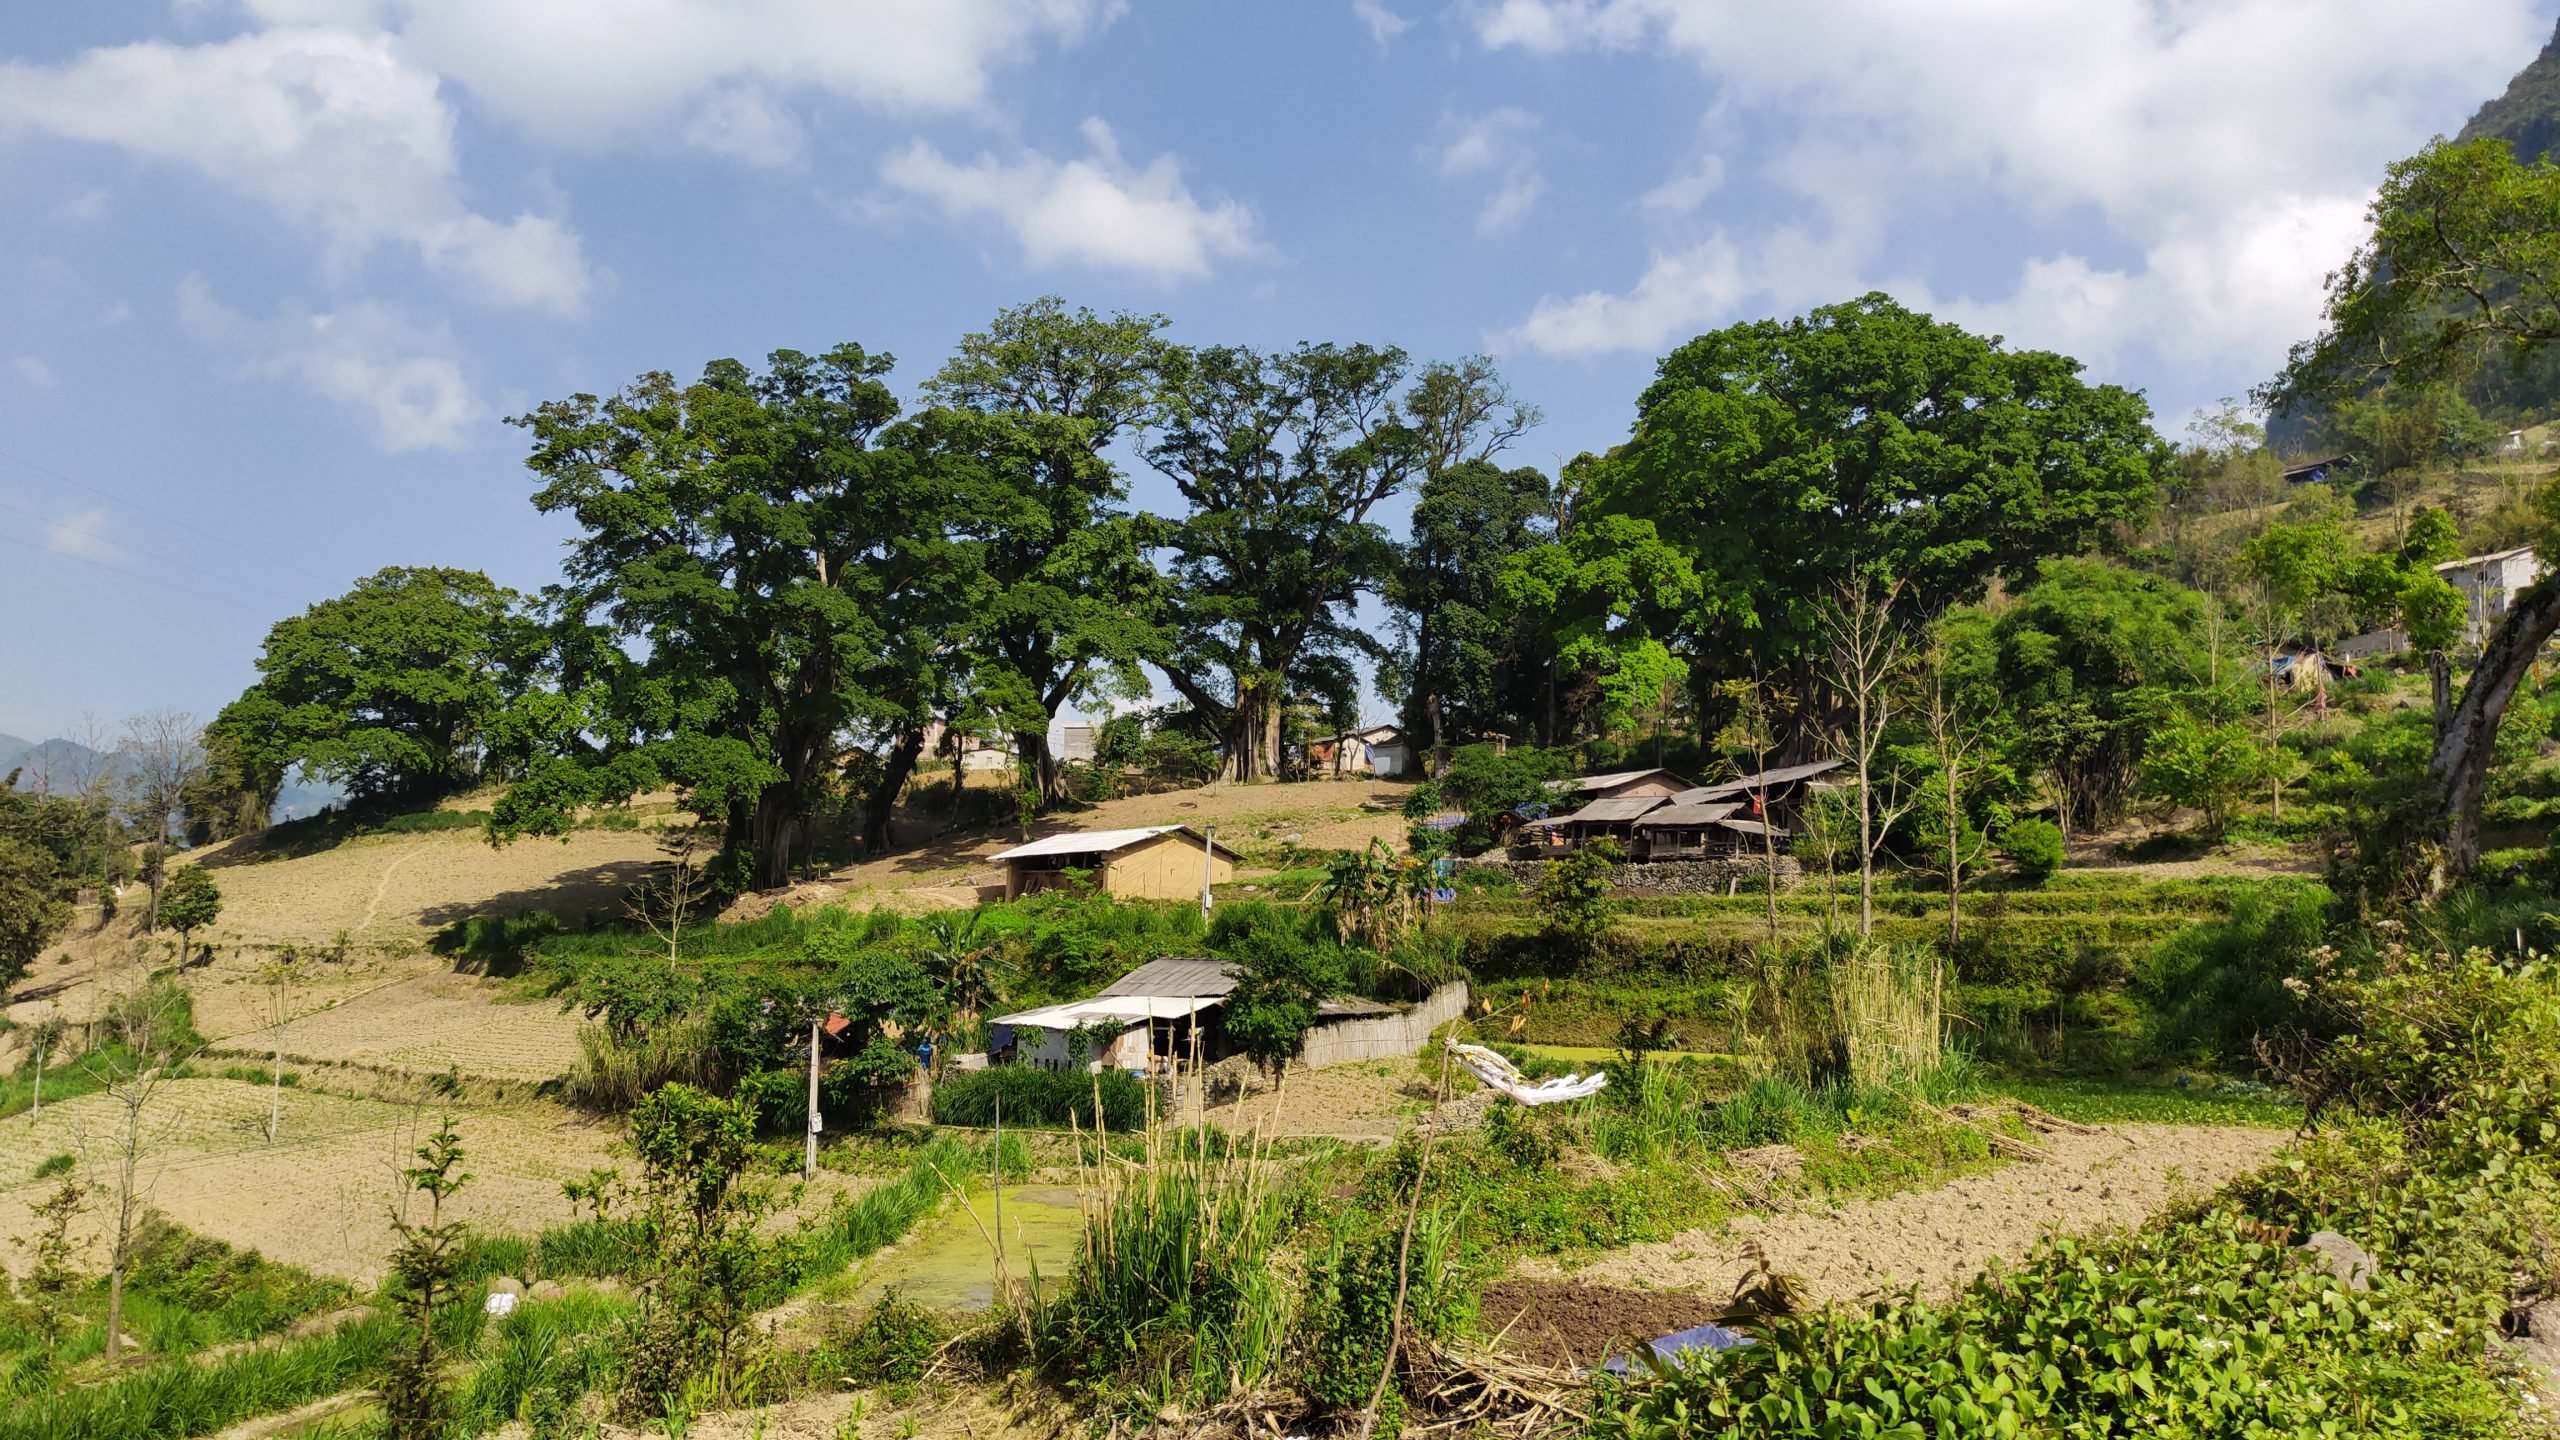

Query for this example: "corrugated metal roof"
[1716,817,1786,838]
[1566,796,1669,823]
[991,996,1219,1028]
[1570,768,1691,793]
[1684,759,1845,800]
[989,825,1240,863]
[1097,957,1244,999]
[1635,801,1743,828]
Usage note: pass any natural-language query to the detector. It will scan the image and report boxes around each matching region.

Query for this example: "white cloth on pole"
[1451,1042,1607,1105]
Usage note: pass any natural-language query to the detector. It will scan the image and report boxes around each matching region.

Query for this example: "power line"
[0,495,303,608]
[0,524,274,619]
[0,443,340,587]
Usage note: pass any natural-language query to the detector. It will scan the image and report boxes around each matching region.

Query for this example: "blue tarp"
[1601,1322,1753,1376]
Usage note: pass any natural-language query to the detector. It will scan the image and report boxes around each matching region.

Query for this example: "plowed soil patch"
[1477,1279,1723,1368]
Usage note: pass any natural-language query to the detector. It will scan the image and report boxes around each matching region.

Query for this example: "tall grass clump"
[0,1314,394,1440]
[930,1065,1147,1131]
[1826,938,1945,1090]
[563,1015,716,1112]
[1033,1124,1291,1415]
[1745,931,1947,1090]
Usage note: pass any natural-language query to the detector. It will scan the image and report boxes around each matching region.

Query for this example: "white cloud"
[1475,0,2541,371]
[682,85,805,169]
[42,507,111,560]
[247,0,1121,146]
[99,301,132,326]
[1640,153,1723,216]
[51,189,108,222]
[0,27,590,315]
[879,117,1265,283]
[1433,108,1544,236]
[1352,0,1411,50]
[9,357,57,392]
[178,276,482,451]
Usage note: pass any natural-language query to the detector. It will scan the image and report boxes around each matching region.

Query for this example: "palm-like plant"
[919,909,1011,1046]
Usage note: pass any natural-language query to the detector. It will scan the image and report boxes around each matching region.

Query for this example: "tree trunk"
[863,728,927,854]
[746,784,802,890]
[2433,576,2560,878]
[145,816,168,933]
[1015,728,1069,809]
[1225,679,1281,783]
[2429,651,2452,742]
[1944,756,1962,952]
[1424,694,1446,775]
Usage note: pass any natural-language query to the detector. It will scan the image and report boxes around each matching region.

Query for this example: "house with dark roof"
[1516,760,1845,859]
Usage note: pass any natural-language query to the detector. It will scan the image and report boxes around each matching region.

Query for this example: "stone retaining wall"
[1457,856,1803,895]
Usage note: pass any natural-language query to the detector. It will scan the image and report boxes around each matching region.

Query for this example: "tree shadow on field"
[413,859,662,934]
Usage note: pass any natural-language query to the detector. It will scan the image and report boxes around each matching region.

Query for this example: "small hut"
[989,825,1241,900]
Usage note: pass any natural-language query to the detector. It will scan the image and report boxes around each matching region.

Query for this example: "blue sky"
[3,0,2554,740]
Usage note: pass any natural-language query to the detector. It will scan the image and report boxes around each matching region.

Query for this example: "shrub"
[1536,839,1621,961]
[1999,817,2064,882]
[830,1292,948,1397]
[929,1065,1146,1132]
[1301,1208,1469,1429]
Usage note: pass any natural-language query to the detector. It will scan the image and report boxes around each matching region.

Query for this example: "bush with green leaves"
[1212,904,1350,1073]
[1536,838,1622,961]
[1998,817,2063,883]
[1588,942,2560,1440]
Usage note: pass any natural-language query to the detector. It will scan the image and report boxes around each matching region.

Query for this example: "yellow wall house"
[990,825,1241,901]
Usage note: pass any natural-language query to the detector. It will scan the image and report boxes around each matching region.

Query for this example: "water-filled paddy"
[854,1185,1089,1310]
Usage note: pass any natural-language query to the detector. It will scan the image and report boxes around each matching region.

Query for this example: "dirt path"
[1554,1123,2288,1307]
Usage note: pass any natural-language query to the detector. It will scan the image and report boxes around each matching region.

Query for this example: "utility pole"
[1201,826,1216,918]
[804,1016,822,1180]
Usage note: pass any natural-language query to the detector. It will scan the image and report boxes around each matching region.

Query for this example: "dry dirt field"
[735,773,1411,917]
[194,826,674,948]
[0,1078,623,1283]
[1555,1121,2290,1306]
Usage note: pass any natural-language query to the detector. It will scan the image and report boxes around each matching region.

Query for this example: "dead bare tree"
[626,828,713,971]
[75,981,197,1362]
[1916,630,1994,951]
[1820,580,1917,937]
[1716,675,1787,942]
[259,954,298,1142]
[115,711,204,934]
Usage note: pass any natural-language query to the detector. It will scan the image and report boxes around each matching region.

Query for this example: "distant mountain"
[0,733,116,792]
[2461,18,2560,164]
[3,732,339,824]
[2273,22,2560,450]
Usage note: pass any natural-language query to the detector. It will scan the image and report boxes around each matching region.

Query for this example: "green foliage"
[1982,558,2226,832]
[0,838,70,992]
[208,566,542,813]
[381,1117,469,1440]
[921,298,1175,809]
[1435,744,1570,853]
[928,1065,1147,1131]
[0,1314,395,1440]
[614,1084,770,1418]
[496,342,960,886]
[1301,1208,1469,1429]
[1213,905,1350,1072]
[155,867,219,952]
[1998,818,2064,883]
[1145,347,1530,780]
[1566,294,2156,701]
[2137,708,2271,838]
[1032,1131,1291,1416]
[1535,839,1621,961]
[1390,459,1554,749]
[2134,881,2329,1065]
[829,1293,948,1397]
